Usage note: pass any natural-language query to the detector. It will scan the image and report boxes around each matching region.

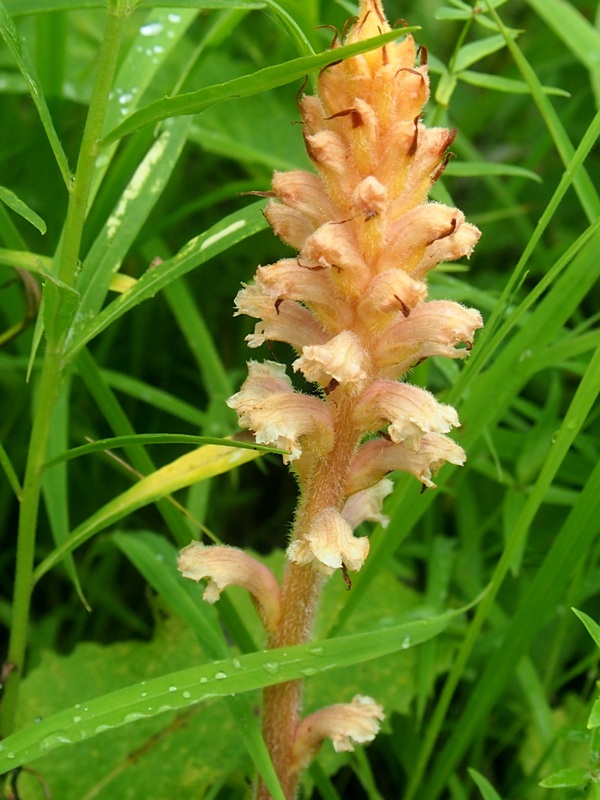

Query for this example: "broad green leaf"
[0,605,464,773]
[572,608,600,652]
[468,768,505,800]
[100,28,418,146]
[0,187,46,234]
[538,767,590,789]
[64,201,269,360]
[0,0,71,185]
[33,441,265,582]
[445,160,541,182]
[458,69,569,96]
[45,433,282,467]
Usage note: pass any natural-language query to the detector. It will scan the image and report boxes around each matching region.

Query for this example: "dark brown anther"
[239,190,275,198]
[382,43,390,66]
[394,294,411,317]
[408,115,420,156]
[414,356,428,368]
[327,107,363,128]
[274,298,283,315]
[319,59,343,78]
[315,24,340,49]
[431,151,456,183]
[392,16,409,29]
[465,341,473,351]
[420,483,428,494]
[364,209,378,221]
[341,563,352,591]
[431,216,458,244]
[324,378,339,396]
[417,45,428,66]
[341,15,359,40]
[379,429,392,442]
[396,67,424,80]
[295,75,309,110]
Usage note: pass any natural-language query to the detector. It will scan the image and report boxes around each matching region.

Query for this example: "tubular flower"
[229,0,482,569]
[291,695,385,773]
[177,542,281,634]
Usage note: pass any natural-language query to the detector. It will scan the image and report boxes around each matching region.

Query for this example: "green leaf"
[458,69,569,96]
[445,160,542,182]
[45,433,283,467]
[4,0,262,12]
[33,441,266,583]
[454,33,517,72]
[64,201,269,360]
[100,27,418,146]
[588,698,600,730]
[0,187,46,234]
[468,768,505,800]
[0,248,51,274]
[0,604,465,773]
[538,767,590,789]
[572,608,600,651]
[0,0,71,186]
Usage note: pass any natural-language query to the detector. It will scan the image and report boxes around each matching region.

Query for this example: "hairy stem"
[257,392,362,799]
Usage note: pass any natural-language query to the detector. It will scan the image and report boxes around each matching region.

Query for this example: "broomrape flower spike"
[179,1,482,796]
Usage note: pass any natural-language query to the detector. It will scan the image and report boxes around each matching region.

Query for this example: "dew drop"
[300,667,316,677]
[182,691,192,699]
[215,671,227,680]
[199,677,208,684]
[73,716,82,724]
[401,636,411,649]
[124,712,147,724]
[140,21,163,36]
[167,12,181,22]
[168,685,177,692]
[306,645,324,656]
[6,753,14,760]
[262,662,280,675]
[232,658,242,669]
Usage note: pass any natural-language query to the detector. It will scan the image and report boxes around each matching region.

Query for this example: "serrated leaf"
[0,604,466,773]
[0,186,46,234]
[33,442,265,582]
[100,28,418,146]
[539,767,590,788]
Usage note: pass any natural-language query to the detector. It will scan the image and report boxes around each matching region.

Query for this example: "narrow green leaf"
[538,768,590,789]
[445,161,541,182]
[468,769,505,800]
[33,442,264,582]
[100,28,418,146]
[0,187,46,234]
[64,201,269,360]
[114,530,282,799]
[0,248,51,274]
[572,608,600,651]
[0,605,464,773]
[45,434,283,467]
[458,69,569,96]
[454,33,517,72]
[0,440,21,500]
[588,697,600,730]
[4,0,263,13]
[0,0,71,186]
[77,117,192,319]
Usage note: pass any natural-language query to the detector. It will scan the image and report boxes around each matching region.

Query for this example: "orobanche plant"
[178,0,482,796]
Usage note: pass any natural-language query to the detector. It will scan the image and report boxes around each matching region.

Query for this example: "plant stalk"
[0,0,128,741]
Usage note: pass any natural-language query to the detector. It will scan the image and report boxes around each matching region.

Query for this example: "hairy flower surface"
[230,0,483,578]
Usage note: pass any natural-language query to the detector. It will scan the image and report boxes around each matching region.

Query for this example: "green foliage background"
[0,0,599,797]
